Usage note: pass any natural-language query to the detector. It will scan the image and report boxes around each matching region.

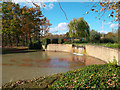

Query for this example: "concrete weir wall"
[85,45,120,65]
[46,44,120,65]
[46,44,73,53]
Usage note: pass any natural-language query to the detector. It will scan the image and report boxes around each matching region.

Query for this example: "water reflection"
[2,51,106,84]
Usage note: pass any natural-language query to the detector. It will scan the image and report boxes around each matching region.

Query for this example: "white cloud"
[104,22,111,25]
[98,30,108,34]
[12,0,55,9]
[49,22,68,34]
[12,0,57,3]
[44,3,54,9]
[110,23,118,28]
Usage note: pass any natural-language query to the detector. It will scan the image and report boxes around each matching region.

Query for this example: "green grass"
[2,64,120,89]
[64,42,120,49]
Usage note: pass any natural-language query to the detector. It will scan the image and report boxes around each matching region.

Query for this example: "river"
[2,51,106,84]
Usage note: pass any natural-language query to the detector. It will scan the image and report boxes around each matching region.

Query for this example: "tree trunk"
[22,34,25,46]
[16,34,19,47]
[8,33,12,48]
[25,34,28,46]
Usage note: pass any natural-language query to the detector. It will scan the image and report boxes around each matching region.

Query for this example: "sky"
[11,0,119,35]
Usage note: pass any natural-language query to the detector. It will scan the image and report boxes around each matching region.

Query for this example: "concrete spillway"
[72,46,85,56]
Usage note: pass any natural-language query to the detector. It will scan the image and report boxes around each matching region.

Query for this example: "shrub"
[90,30,101,43]
[73,40,88,43]
[28,41,33,49]
[28,40,42,49]
[64,41,72,44]
[108,56,118,66]
[58,38,64,44]
[51,39,58,44]
[64,38,70,42]
[100,38,114,43]
[41,38,51,48]
[33,40,42,49]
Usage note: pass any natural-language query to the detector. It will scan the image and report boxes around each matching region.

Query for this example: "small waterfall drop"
[72,46,85,56]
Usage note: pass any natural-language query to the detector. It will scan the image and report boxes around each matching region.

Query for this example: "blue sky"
[15,1,118,35]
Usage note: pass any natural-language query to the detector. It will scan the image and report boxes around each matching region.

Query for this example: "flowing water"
[2,51,106,84]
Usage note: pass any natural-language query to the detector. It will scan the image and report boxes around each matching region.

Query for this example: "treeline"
[2,2,51,47]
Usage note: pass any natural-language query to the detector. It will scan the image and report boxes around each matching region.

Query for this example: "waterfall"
[72,46,84,56]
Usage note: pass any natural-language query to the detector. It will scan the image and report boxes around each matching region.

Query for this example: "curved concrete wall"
[46,44,120,65]
[84,45,120,65]
[46,44,73,52]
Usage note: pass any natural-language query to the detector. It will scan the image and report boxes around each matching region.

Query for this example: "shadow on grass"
[1,48,38,54]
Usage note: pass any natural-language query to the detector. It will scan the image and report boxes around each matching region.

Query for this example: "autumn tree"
[86,0,120,22]
[2,2,51,47]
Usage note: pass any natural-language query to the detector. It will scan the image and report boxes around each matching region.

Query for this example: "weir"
[72,46,85,56]
[46,44,85,55]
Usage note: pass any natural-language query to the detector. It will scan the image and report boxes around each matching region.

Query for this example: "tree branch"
[57,0,68,20]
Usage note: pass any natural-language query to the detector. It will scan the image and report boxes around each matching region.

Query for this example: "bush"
[51,39,58,44]
[41,38,51,48]
[28,41,33,49]
[64,41,72,44]
[33,41,42,49]
[58,38,64,44]
[100,38,114,43]
[64,38,70,42]
[108,56,117,66]
[73,40,88,43]
[90,30,101,43]
[28,40,42,49]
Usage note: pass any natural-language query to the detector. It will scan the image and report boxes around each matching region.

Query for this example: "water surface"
[2,51,106,84]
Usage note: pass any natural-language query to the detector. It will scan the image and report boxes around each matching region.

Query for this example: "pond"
[2,51,106,84]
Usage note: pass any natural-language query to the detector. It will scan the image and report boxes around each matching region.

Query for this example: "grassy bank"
[2,64,120,89]
[64,42,120,49]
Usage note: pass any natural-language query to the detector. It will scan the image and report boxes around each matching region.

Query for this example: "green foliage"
[28,40,42,49]
[64,41,72,44]
[100,38,114,43]
[28,41,33,49]
[89,30,101,43]
[2,2,51,47]
[108,56,118,66]
[104,31,118,43]
[73,40,88,43]
[100,43,120,49]
[33,41,42,49]
[68,17,90,40]
[41,38,51,48]
[51,39,58,44]
[49,64,120,88]
[58,38,64,44]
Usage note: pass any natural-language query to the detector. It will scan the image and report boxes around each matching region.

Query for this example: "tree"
[89,30,101,43]
[68,17,90,40]
[2,2,51,47]
[105,29,118,42]
[65,32,69,37]
[86,0,120,22]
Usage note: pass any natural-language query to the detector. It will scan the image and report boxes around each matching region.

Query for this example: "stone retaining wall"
[84,45,120,65]
[46,44,73,52]
[46,44,120,65]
